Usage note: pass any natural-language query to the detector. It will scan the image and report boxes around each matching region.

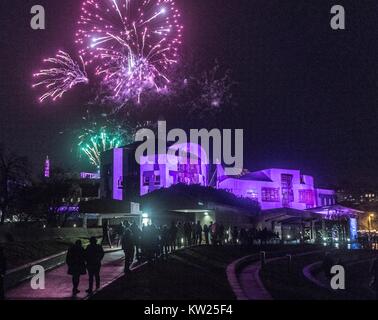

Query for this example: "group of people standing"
[101,219,232,273]
[116,221,229,272]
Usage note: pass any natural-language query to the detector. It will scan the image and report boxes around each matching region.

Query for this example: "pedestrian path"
[6,250,127,300]
[238,260,273,300]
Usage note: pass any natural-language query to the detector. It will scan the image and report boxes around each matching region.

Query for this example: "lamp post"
[368,213,375,246]
[369,214,374,232]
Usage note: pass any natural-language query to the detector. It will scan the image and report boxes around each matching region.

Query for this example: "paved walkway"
[6,250,129,300]
[233,250,323,300]
[238,260,274,300]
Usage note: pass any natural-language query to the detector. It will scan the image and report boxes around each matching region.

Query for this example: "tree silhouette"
[0,145,29,224]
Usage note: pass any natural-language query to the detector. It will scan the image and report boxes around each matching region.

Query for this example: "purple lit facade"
[101,143,337,210]
[112,148,124,201]
[139,143,209,196]
[44,156,50,178]
[99,143,361,241]
[217,168,337,211]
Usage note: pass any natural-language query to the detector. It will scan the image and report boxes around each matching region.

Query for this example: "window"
[246,189,258,200]
[154,175,161,185]
[117,176,125,189]
[261,188,280,202]
[143,176,150,186]
[299,190,314,205]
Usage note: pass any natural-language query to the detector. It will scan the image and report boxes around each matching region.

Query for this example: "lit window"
[246,189,258,200]
[143,176,150,186]
[118,176,125,189]
[299,190,314,205]
[261,188,280,202]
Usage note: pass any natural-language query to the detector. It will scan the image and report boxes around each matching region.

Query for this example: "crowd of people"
[103,220,229,269]
[100,220,281,274]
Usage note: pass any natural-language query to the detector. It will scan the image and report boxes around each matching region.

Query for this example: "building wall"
[218,168,336,210]
[101,143,209,199]
[100,145,336,212]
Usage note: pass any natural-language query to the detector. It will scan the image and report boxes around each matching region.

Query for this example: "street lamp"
[369,213,375,234]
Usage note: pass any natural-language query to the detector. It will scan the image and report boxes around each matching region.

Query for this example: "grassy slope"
[3,241,72,270]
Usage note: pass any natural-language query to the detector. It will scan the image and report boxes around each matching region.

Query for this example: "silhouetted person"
[102,220,112,248]
[210,222,216,245]
[116,222,126,247]
[184,222,192,247]
[0,247,6,300]
[195,221,203,245]
[161,225,170,256]
[232,226,238,245]
[122,228,135,273]
[130,222,142,260]
[203,224,210,245]
[370,258,378,299]
[218,224,225,245]
[322,252,334,280]
[66,240,86,295]
[169,221,178,251]
[85,237,105,294]
[239,228,247,246]
[177,222,184,248]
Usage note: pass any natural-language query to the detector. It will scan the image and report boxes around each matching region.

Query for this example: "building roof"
[237,171,273,182]
[306,205,363,216]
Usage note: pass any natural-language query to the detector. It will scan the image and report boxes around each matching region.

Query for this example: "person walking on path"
[0,247,6,300]
[66,240,87,296]
[85,237,105,294]
[121,227,135,273]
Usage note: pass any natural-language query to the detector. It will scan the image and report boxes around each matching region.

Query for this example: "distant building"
[44,156,50,178]
[217,167,337,211]
[99,142,360,242]
[100,142,209,201]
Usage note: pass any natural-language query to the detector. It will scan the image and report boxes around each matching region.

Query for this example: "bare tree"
[0,145,29,224]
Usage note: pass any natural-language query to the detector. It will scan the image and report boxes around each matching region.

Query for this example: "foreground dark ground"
[261,249,378,300]
[92,244,319,300]
[92,245,378,300]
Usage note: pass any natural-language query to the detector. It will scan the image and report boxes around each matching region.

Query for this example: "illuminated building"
[99,142,361,242]
[217,167,337,210]
[44,156,50,178]
[100,142,209,201]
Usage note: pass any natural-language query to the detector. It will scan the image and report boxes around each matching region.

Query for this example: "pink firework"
[76,0,183,103]
[33,51,89,103]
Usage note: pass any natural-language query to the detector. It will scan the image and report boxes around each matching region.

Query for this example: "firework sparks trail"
[78,126,124,168]
[76,0,183,103]
[33,51,89,103]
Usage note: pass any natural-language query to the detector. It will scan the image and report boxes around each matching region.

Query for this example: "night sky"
[1,0,378,187]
